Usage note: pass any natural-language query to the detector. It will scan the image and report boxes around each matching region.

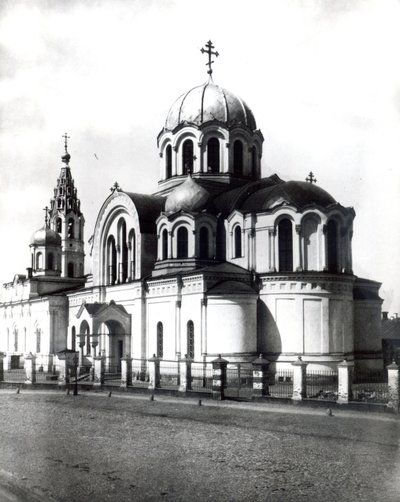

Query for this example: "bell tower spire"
[49,134,85,279]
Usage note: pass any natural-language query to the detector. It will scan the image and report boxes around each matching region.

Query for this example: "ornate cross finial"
[110,181,121,192]
[62,132,70,153]
[200,40,219,76]
[43,206,49,227]
[306,171,317,184]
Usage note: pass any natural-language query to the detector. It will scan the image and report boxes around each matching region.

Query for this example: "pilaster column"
[267,227,276,272]
[294,225,303,271]
[93,356,105,388]
[252,354,270,397]
[337,359,354,403]
[25,353,36,385]
[148,354,161,390]
[212,355,228,400]
[175,300,182,358]
[201,298,207,356]
[387,361,399,413]
[120,357,133,388]
[168,231,173,259]
[292,356,307,401]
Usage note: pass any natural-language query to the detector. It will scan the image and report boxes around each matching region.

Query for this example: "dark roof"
[207,280,256,295]
[382,319,400,340]
[240,180,336,213]
[125,192,165,233]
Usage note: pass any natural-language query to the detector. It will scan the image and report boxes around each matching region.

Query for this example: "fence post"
[179,355,193,393]
[120,357,133,388]
[0,352,5,382]
[148,354,161,390]
[387,361,399,413]
[25,353,36,385]
[337,359,354,404]
[252,354,270,398]
[93,356,105,388]
[212,355,228,400]
[292,356,307,401]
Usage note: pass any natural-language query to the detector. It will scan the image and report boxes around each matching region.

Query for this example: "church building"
[0,42,383,374]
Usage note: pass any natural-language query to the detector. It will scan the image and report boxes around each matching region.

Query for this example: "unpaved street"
[0,390,399,501]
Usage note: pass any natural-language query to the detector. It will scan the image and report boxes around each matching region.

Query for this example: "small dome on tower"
[165,176,212,213]
[164,81,257,132]
[30,227,61,247]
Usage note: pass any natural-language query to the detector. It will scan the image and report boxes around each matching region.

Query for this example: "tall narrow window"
[129,229,136,280]
[13,328,18,352]
[251,146,257,178]
[47,252,54,270]
[234,225,242,258]
[107,235,117,285]
[67,262,74,278]
[233,140,243,176]
[187,321,194,359]
[199,227,209,259]
[56,218,62,233]
[182,140,194,175]
[278,219,293,272]
[207,138,220,173]
[157,322,163,359]
[36,252,43,270]
[327,220,339,273]
[118,218,128,283]
[36,328,41,353]
[71,326,76,352]
[162,229,168,260]
[177,227,188,258]
[67,218,74,238]
[165,145,172,178]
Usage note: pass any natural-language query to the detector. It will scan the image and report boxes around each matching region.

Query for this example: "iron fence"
[103,364,121,386]
[131,358,149,387]
[2,368,26,383]
[225,364,253,399]
[306,370,338,400]
[352,369,388,403]
[191,361,213,392]
[159,360,179,388]
[268,369,294,398]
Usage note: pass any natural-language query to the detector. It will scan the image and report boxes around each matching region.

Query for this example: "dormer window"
[207,138,220,173]
[233,140,243,176]
[182,140,194,175]
[165,145,172,179]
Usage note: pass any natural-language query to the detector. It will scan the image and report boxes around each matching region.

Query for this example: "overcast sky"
[1,0,399,314]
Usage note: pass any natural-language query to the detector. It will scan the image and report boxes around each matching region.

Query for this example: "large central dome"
[164,81,257,131]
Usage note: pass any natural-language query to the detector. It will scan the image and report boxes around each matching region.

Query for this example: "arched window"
[251,146,257,178]
[71,326,76,352]
[56,218,62,233]
[182,140,194,175]
[67,262,74,278]
[199,227,209,259]
[80,321,90,355]
[162,229,168,260]
[47,252,54,270]
[36,327,41,353]
[207,138,220,173]
[233,140,243,176]
[157,322,163,359]
[165,145,172,179]
[118,218,128,283]
[107,235,117,285]
[234,225,242,258]
[278,219,293,272]
[78,217,83,240]
[129,229,136,280]
[177,227,188,258]
[327,220,339,273]
[67,218,74,238]
[36,252,43,270]
[187,321,194,359]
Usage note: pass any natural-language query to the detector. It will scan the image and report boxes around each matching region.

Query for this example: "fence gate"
[225,363,253,399]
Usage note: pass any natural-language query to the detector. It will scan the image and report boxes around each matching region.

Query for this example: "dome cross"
[43,206,49,228]
[306,171,317,184]
[62,132,70,153]
[200,40,219,76]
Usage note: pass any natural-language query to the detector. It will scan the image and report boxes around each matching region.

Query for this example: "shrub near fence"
[159,360,179,388]
[352,370,389,403]
[131,358,149,387]
[191,361,213,392]
[306,370,338,401]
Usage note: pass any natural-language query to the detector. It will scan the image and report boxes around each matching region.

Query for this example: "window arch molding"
[173,131,198,176]
[276,217,294,272]
[233,223,243,258]
[301,213,321,271]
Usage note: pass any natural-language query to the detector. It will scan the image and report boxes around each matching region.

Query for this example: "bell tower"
[49,134,85,278]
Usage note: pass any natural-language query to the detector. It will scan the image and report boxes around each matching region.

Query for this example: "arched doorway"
[98,320,127,371]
